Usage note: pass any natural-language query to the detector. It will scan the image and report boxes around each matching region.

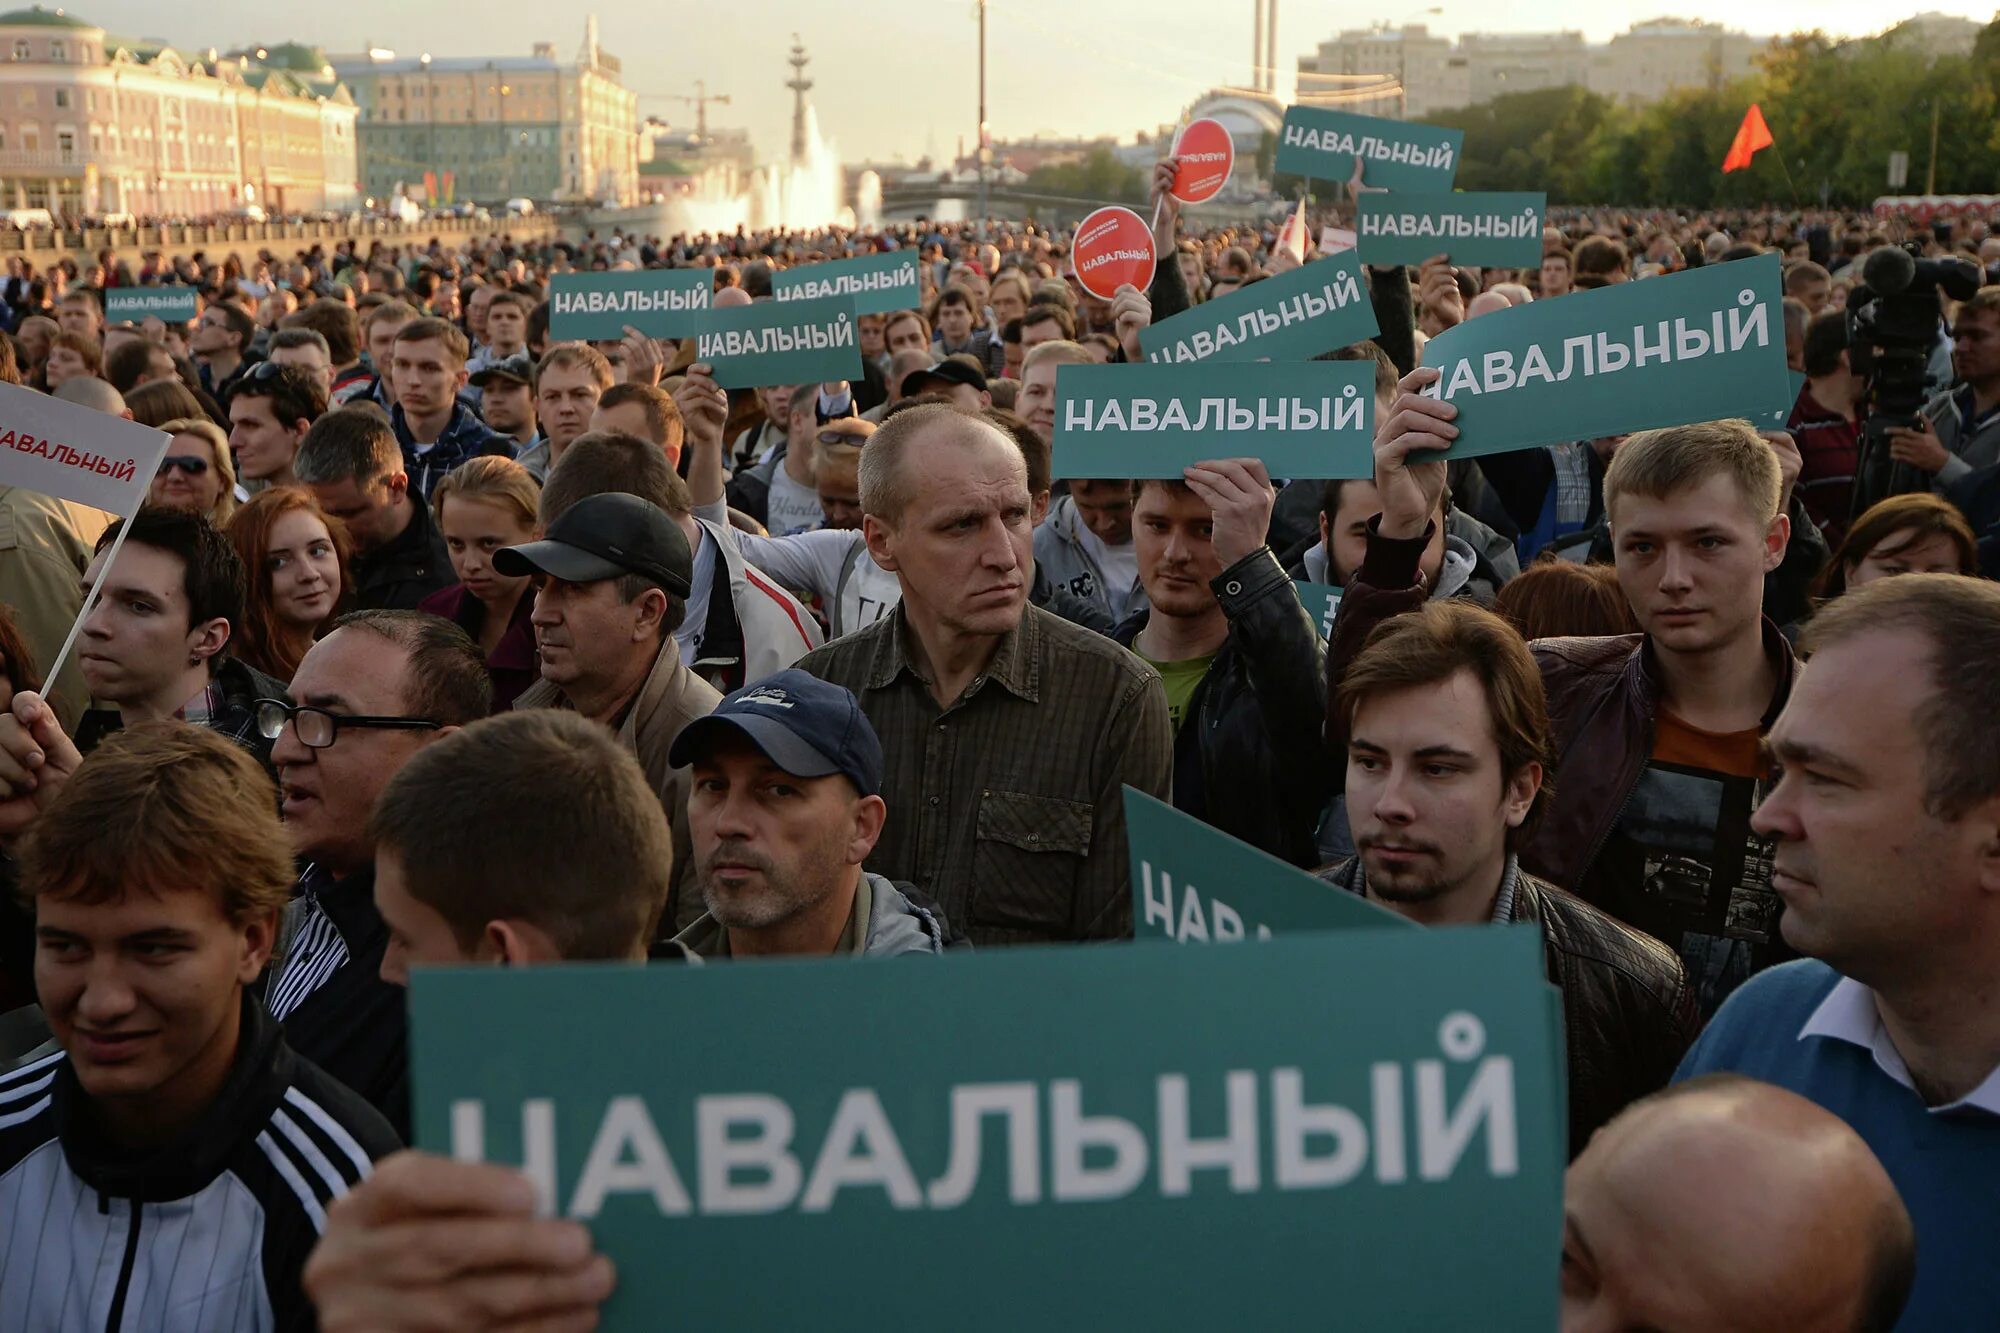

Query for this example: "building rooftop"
[332,54,562,76]
[0,5,98,29]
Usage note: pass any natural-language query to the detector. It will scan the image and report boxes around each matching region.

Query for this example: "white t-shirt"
[1079,523,1141,620]
[698,500,900,640]
[764,466,824,537]
[675,526,717,664]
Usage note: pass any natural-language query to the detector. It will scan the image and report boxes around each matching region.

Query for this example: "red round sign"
[1071,206,1156,301]
[1171,119,1235,204]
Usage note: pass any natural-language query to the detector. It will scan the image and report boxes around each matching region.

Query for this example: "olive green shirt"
[796,603,1172,947]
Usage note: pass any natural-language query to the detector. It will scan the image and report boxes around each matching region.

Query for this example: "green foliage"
[1417,19,2000,204]
[1023,147,1148,205]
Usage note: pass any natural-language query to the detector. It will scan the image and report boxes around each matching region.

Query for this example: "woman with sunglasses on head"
[149,416,239,526]
[227,487,354,682]
[417,456,540,711]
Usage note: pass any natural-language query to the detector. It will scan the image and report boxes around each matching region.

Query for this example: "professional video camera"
[1848,243,1982,514]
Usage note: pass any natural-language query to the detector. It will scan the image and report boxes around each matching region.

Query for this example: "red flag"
[1721,104,1775,174]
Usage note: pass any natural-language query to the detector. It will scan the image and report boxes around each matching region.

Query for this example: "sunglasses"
[157,455,209,477]
[817,429,870,448]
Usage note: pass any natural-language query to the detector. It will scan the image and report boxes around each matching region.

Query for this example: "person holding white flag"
[0,380,168,730]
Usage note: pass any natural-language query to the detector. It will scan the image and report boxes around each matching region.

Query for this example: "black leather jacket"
[1319,856,1698,1158]
[1114,547,1333,866]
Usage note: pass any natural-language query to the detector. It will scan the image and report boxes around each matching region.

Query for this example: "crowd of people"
[0,157,1993,1331]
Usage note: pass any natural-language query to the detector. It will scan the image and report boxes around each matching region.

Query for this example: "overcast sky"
[73,0,1992,164]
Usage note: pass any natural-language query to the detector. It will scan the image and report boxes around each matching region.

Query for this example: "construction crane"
[640,81,732,141]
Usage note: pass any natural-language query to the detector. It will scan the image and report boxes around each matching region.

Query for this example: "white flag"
[1279,196,1309,265]
[0,380,166,518]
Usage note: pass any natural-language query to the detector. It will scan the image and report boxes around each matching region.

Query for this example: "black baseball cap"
[493,492,692,597]
[470,351,535,388]
[903,356,988,396]
[669,670,885,796]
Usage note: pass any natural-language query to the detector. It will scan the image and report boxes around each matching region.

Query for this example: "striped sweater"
[0,996,398,1331]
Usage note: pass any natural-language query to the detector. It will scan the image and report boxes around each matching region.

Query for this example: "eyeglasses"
[817,429,870,448]
[157,454,209,477]
[255,699,442,750]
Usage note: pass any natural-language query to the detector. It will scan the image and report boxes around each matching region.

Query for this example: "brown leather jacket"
[1320,856,1698,1157]
[1523,621,1796,888]
[1324,519,1798,894]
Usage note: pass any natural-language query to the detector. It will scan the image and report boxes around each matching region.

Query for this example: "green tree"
[1024,147,1147,204]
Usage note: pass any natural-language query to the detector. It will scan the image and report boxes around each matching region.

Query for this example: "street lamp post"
[976,0,989,227]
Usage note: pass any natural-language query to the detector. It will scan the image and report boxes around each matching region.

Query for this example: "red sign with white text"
[1072,206,1156,301]
[1171,119,1235,204]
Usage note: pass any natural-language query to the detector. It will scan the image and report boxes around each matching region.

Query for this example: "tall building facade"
[1296,19,1772,120]
[331,19,639,207]
[0,6,358,220]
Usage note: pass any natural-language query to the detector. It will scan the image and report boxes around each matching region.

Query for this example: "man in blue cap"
[668,669,956,959]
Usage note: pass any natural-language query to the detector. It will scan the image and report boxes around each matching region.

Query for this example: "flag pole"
[1771,151,1803,210]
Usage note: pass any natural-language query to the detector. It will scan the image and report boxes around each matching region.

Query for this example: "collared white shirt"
[1799,976,2000,1116]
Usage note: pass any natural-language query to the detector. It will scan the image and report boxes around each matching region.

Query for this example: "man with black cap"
[900,355,992,413]
[469,352,539,455]
[669,669,954,959]
[499,491,722,834]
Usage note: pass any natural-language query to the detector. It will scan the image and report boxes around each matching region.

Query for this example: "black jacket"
[260,864,409,1139]
[1320,856,1698,1158]
[74,655,291,775]
[0,995,399,1330]
[351,495,455,611]
[1113,547,1332,866]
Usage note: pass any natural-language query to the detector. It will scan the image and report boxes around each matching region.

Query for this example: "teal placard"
[1054,361,1375,479]
[1275,106,1463,192]
[772,251,923,316]
[1357,192,1546,268]
[689,294,865,390]
[1294,580,1344,638]
[1128,787,1406,940]
[104,286,197,323]
[549,269,712,340]
[411,929,1564,1331]
[1423,254,1795,461]
[1138,252,1380,365]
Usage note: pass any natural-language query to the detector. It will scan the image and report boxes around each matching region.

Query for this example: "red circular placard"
[1071,206,1156,301]
[1171,119,1235,204]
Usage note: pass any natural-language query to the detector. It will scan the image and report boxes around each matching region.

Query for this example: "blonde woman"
[148,416,240,526]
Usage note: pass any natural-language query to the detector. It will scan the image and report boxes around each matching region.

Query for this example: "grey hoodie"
[673,873,952,959]
[1031,494,1149,624]
[1300,533,1480,600]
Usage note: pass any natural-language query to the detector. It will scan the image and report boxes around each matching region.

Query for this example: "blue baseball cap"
[669,670,884,796]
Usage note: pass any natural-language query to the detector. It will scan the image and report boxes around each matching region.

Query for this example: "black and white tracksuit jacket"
[0,996,400,1330]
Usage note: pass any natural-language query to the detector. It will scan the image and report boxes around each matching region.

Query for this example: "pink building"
[0,6,358,221]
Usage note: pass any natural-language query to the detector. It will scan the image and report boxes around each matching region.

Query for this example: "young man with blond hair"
[0,721,399,1329]
[1345,375,1802,1015]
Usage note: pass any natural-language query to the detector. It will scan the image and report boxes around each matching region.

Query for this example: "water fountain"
[657,40,853,236]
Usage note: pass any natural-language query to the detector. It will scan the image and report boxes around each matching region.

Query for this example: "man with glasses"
[255,609,491,1136]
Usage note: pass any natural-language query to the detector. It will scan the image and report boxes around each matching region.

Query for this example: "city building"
[1295,19,1773,119]
[0,5,359,221]
[1583,20,1768,107]
[330,17,640,207]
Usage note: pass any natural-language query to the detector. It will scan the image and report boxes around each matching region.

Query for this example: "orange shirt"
[1653,708,1769,780]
